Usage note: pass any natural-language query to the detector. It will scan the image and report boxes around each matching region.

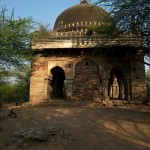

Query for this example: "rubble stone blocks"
[14,127,73,148]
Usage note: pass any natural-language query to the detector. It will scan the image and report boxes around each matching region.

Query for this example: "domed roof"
[54,2,111,31]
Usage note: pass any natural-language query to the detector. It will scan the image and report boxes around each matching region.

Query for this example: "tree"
[0,63,31,106]
[93,0,150,67]
[94,0,150,47]
[12,63,31,94]
[32,23,52,43]
[0,5,34,105]
[0,6,34,71]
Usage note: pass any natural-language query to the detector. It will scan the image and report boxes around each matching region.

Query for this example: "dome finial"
[80,0,89,4]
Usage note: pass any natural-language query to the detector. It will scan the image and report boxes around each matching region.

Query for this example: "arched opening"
[73,58,102,100]
[51,66,66,99]
[108,68,125,100]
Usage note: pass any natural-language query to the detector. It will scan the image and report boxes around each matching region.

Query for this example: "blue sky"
[0,0,95,29]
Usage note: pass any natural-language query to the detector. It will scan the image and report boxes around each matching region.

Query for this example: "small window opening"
[85,62,89,66]
[136,76,139,80]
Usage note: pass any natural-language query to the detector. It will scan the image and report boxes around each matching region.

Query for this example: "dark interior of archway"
[51,66,65,99]
[109,69,123,83]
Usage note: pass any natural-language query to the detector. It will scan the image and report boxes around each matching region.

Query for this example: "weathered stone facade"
[30,2,146,104]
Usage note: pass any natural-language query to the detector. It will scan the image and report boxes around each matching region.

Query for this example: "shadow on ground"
[0,105,150,150]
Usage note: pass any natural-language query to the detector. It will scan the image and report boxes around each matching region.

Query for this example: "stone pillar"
[110,85,113,98]
[124,79,129,101]
[128,78,133,101]
[66,78,74,100]
[44,75,50,101]
[103,78,109,100]
[119,80,124,99]
[47,76,53,101]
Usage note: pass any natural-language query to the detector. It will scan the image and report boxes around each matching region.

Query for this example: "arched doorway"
[73,58,101,100]
[108,68,125,100]
[51,66,66,99]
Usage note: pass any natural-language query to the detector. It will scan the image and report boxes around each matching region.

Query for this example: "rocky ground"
[0,103,150,150]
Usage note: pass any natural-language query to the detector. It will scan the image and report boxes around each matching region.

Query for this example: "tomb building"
[30,1,146,104]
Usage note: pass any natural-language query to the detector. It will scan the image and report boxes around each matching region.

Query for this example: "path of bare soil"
[0,104,150,150]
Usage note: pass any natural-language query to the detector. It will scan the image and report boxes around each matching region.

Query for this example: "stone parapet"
[32,34,142,50]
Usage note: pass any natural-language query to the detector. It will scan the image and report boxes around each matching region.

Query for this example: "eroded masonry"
[30,1,146,104]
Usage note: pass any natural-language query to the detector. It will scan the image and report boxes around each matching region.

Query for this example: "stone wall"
[130,56,146,102]
[29,52,146,104]
[30,56,48,104]
[73,58,101,101]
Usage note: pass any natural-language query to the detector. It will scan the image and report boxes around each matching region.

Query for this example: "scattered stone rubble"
[7,109,17,118]
[14,127,73,147]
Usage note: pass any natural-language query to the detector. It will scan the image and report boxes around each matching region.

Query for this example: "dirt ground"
[0,103,150,150]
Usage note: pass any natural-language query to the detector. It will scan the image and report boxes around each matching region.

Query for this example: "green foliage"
[0,83,29,105]
[87,23,117,36]
[0,6,34,105]
[0,6,34,70]
[13,63,31,91]
[0,64,31,105]
[0,69,12,83]
[32,23,51,43]
[146,69,150,82]
[95,0,150,47]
